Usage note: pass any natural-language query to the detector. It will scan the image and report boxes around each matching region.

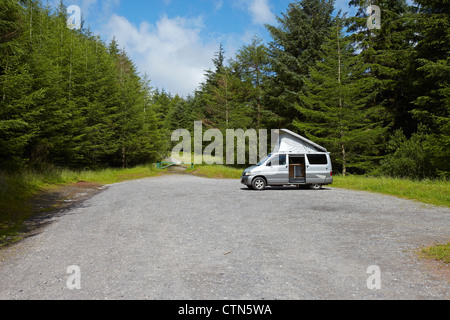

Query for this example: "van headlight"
[244,172,252,176]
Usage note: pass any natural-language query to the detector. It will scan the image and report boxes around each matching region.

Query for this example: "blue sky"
[55,0,359,96]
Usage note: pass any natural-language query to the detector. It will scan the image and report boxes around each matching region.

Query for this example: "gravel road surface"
[0,174,448,299]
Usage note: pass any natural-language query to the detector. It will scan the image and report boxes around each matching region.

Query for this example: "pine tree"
[410,0,450,177]
[1,1,166,170]
[203,43,226,89]
[231,36,272,130]
[27,2,83,167]
[75,33,121,168]
[265,0,335,128]
[0,0,43,170]
[347,0,416,134]
[295,16,388,174]
[107,44,166,168]
[0,0,23,44]
[165,95,190,132]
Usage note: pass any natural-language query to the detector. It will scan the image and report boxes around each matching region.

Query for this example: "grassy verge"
[420,243,450,264]
[0,165,161,245]
[186,164,243,179]
[333,175,450,207]
[185,165,449,207]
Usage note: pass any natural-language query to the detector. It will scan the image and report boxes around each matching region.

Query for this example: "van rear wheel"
[310,183,322,190]
[252,177,266,191]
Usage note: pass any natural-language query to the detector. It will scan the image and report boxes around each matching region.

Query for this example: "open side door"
[289,155,306,184]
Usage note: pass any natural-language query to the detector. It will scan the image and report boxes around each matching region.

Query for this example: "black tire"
[252,177,266,191]
[309,183,323,190]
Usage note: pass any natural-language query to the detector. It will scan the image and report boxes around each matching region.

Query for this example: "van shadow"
[240,186,332,191]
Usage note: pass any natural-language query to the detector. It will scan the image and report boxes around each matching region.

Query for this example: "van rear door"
[305,154,329,184]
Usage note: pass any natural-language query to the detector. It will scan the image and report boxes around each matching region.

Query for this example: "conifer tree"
[295,16,388,174]
[231,36,272,130]
[0,1,167,170]
[347,0,416,134]
[0,0,42,169]
[410,0,450,177]
[265,0,335,128]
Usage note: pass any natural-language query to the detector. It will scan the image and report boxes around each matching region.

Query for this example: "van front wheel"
[310,183,322,190]
[252,177,266,191]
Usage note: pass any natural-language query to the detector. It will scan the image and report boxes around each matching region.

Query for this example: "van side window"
[307,154,327,165]
[269,154,286,166]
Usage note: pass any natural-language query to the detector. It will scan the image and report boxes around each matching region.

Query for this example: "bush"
[375,128,437,180]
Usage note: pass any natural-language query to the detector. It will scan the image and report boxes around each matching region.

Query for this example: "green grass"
[185,164,450,207]
[0,165,161,245]
[173,153,245,179]
[186,164,243,179]
[420,243,450,264]
[186,164,449,207]
[333,175,450,207]
[56,165,162,185]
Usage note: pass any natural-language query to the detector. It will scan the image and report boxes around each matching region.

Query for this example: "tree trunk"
[3,56,7,101]
[122,144,126,169]
[341,140,347,176]
[337,24,346,176]
[29,2,33,42]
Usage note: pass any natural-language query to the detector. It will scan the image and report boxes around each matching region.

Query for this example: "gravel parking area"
[0,174,448,299]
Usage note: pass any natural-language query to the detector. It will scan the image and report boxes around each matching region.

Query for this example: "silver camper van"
[241,129,333,190]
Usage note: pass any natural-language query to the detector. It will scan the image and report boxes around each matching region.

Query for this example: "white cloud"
[247,0,275,25]
[214,0,224,11]
[104,14,218,96]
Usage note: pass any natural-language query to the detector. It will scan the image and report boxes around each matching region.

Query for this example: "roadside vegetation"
[420,243,450,264]
[186,164,243,180]
[184,164,449,208]
[332,175,450,208]
[0,166,160,245]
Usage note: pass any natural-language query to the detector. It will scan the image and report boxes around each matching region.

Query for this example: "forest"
[0,0,448,179]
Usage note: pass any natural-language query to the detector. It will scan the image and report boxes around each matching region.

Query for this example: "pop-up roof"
[272,129,328,153]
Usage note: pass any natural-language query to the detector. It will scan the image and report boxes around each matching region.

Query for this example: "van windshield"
[257,154,272,166]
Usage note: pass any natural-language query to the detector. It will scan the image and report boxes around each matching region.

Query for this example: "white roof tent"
[272,129,328,154]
